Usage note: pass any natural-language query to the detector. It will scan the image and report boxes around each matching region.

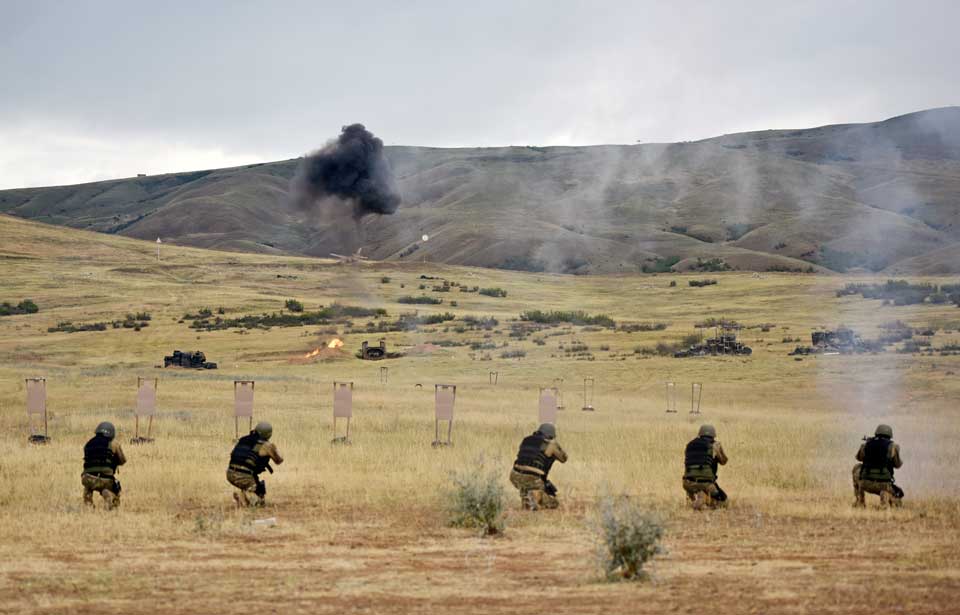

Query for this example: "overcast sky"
[1,0,958,189]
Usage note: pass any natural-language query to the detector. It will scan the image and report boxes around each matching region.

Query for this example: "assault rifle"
[544,480,557,497]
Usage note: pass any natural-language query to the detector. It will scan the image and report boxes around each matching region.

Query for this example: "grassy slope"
[1,215,960,612]
[2,108,959,274]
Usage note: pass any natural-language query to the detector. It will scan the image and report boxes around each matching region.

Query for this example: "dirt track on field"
[2,503,958,614]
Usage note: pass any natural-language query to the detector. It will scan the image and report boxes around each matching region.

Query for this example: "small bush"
[619,322,668,333]
[478,287,508,298]
[398,295,443,305]
[0,299,39,316]
[447,460,505,535]
[501,349,527,359]
[689,279,718,287]
[285,299,304,313]
[520,310,615,328]
[642,256,681,274]
[595,496,664,581]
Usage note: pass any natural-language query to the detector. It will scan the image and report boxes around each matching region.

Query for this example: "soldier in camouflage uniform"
[82,421,126,510]
[853,424,903,507]
[227,421,284,507]
[510,423,568,510]
[683,424,729,510]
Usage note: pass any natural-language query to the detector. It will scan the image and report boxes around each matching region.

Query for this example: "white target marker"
[422,234,429,242]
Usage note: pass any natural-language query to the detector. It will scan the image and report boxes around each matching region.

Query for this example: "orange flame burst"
[304,348,322,359]
[327,338,344,349]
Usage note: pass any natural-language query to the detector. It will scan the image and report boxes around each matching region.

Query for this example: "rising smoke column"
[292,123,401,218]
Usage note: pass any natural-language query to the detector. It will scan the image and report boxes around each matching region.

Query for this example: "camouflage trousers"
[683,479,728,509]
[509,469,558,510]
[82,473,120,510]
[852,464,902,507]
[227,469,265,507]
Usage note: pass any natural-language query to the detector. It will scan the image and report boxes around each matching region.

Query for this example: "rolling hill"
[2,107,959,274]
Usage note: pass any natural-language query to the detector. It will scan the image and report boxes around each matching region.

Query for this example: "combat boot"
[880,490,894,508]
[526,490,544,511]
[233,491,250,507]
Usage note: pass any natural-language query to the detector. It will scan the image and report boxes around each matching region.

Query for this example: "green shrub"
[0,299,39,316]
[642,257,680,273]
[398,295,443,305]
[478,287,508,298]
[380,276,391,284]
[447,459,505,535]
[619,322,668,333]
[285,299,304,313]
[595,496,664,581]
[520,310,615,328]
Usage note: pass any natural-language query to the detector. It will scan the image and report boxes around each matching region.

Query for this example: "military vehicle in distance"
[675,324,752,358]
[790,327,865,355]
[163,350,218,369]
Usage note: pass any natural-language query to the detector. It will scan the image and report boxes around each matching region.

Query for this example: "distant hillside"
[2,107,959,274]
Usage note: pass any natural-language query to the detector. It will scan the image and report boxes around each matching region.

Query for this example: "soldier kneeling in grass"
[82,421,126,510]
[853,424,904,508]
[510,423,568,510]
[683,424,729,510]
[227,421,284,507]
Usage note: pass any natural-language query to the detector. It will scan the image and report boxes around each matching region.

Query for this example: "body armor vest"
[229,433,270,476]
[515,433,552,476]
[860,437,894,482]
[83,434,118,475]
[684,436,717,481]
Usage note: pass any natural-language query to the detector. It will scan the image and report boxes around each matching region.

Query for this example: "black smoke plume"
[292,123,401,218]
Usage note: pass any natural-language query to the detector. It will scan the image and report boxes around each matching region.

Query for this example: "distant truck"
[790,327,866,355]
[163,350,217,369]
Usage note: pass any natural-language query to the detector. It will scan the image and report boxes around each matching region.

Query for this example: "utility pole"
[156,237,161,262]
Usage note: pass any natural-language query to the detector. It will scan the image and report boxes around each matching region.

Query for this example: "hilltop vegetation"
[2,107,960,274]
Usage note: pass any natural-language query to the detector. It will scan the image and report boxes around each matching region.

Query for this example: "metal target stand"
[665,382,677,413]
[581,377,595,411]
[432,384,456,447]
[690,382,703,415]
[538,387,559,425]
[233,380,255,439]
[332,381,353,444]
[26,378,50,444]
[488,371,499,385]
[553,377,565,410]
[379,367,389,385]
[131,377,157,444]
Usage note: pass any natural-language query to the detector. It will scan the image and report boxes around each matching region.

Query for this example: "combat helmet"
[875,424,893,438]
[255,421,273,440]
[698,424,717,438]
[537,423,556,439]
[95,421,116,439]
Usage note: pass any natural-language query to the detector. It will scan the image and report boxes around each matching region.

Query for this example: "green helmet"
[698,424,716,438]
[255,421,273,440]
[95,421,116,439]
[875,424,893,438]
[537,423,556,439]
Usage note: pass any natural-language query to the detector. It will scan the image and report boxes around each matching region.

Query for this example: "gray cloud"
[1,0,959,188]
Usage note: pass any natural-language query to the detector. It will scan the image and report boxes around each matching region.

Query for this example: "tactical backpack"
[229,432,271,476]
[860,437,894,482]
[515,432,554,477]
[684,436,718,481]
[83,434,119,475]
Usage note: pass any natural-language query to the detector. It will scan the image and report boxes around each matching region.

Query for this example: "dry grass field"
[2,213,960,613]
